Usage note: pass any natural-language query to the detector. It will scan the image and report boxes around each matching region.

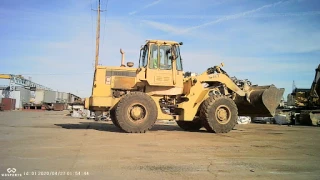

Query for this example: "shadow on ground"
[54,121,208,133]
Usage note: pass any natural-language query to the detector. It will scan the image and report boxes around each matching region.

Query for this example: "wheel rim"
[215,105,231,124]
[127,103,147,122]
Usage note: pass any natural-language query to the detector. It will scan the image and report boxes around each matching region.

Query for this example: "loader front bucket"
[234,85,285,117]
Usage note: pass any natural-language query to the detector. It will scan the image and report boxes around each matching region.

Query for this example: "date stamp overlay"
[2,168,90,177]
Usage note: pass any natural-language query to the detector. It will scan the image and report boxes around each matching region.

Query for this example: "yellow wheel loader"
[88,40,285,133]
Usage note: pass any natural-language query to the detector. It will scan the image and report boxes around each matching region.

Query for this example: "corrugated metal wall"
[10,87,31,109]
[20,87,31,106]
[43,90,56,103]
[62,92,69,103]
[34,90,57,104]
[16,87,31,108]
[12,91,21,109]
[34,90,45,104]
[56,91,62,102]
[1,86,81,106]
[55,91,69,103]
[54,92,75,103]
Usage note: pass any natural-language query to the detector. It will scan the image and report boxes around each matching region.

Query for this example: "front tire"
[114,92,158,133]
[200,95,238,133]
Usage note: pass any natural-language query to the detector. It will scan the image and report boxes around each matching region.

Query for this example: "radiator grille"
[106,71,136,77]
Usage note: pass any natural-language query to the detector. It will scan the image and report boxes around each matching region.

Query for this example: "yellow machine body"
[89,39,285,133]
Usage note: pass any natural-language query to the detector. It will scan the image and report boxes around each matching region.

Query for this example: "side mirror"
[179,42,183,45]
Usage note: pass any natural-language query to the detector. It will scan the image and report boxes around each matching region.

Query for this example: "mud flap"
[234,85,285,117]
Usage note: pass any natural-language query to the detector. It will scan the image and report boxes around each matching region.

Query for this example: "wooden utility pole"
[91,0,102,95]
[94,0,101,68]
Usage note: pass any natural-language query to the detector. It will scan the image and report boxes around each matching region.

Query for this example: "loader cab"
[137,40,184,89]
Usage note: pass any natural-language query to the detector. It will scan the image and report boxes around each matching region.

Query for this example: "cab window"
[175,46,183,71]
[159,45,172,70]
[149,44,158,69]
[139,46,148,67]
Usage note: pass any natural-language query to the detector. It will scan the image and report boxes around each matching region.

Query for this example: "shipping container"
[12,87,31,109]
[1,98,16,110]
[55,91,59,101]
[54,91,67,103]
[62,92,69,103]
[20,88,31,106]
[34,90,44,104]
[56,91,69,103]
[44,90,56,103]
[11,91,20,109]
[34,90,57,104]
[55,91,63,102]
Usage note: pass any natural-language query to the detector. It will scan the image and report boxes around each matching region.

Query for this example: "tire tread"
[115,92,158,133]
[200,95,238,133]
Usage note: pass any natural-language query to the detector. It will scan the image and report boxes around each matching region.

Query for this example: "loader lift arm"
[180,65,284,118]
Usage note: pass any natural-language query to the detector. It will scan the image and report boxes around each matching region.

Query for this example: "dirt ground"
[0,111,319,180]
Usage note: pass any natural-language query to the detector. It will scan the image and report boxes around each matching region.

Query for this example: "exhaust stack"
[120,48,126,67]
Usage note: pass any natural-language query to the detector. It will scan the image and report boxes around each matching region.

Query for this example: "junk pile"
[237,116,251,124]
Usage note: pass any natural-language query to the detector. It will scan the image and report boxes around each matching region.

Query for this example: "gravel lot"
[0,111,319,180]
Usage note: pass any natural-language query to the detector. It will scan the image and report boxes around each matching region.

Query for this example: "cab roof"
[145,39,182,45]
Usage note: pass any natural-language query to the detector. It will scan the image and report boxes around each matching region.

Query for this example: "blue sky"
[0,0,319,99]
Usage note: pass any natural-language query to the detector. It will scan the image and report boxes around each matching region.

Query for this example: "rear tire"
[200,95,238,133]
[110,110,121,129]
[115,92,158,133]
[176,118,202,131]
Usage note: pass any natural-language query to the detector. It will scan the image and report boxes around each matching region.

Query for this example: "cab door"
[146,44,175,86]
[172,45,184,89]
